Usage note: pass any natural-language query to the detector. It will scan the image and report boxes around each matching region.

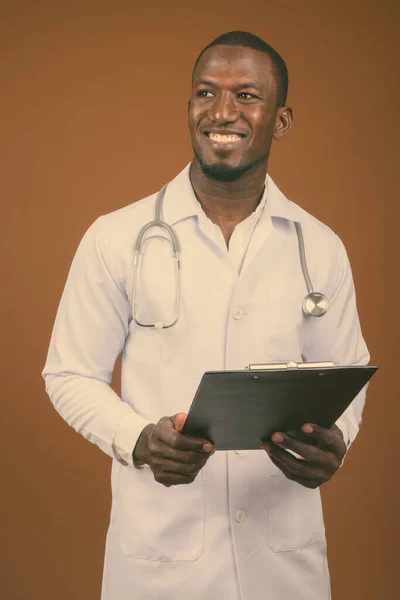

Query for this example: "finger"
[265,442,332,480]
[154,469,200,487]
[268,454,325,489]
[150,438,214,465]
[269,432,340,471]
[157,416,214,453]
[152,456,208,478]
[171,412,187,433]
[300,423,346,458]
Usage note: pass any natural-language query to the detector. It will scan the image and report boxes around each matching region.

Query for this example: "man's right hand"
[133,413,215,487]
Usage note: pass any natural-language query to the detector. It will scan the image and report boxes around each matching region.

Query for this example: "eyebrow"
[193,78,262,91]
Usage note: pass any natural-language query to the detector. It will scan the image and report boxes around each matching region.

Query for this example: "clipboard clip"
[245,361,335,370]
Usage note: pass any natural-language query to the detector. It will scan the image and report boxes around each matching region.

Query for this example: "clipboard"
[181,363,378,450]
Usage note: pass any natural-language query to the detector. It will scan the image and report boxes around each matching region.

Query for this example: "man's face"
[188,45,282,181]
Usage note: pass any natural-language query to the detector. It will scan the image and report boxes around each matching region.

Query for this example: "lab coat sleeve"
[41,216,153,466]
[302,236,370,451]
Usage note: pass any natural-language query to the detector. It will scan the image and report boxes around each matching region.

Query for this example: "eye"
[197,90,214,98]
[237,92,256,100]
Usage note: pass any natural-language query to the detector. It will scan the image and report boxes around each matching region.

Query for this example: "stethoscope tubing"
[132,183,329,327]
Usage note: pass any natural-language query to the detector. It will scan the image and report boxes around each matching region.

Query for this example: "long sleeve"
[41,216,153,465]
[302,237,370,449]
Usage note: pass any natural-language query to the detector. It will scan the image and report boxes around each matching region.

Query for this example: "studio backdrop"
[1,1,396,599]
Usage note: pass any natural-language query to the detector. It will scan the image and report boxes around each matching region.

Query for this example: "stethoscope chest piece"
[302,292,329,317]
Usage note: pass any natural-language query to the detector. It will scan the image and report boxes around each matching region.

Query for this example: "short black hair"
[192,31,288,107]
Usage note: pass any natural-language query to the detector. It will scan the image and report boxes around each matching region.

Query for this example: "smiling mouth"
[205,132,245,144]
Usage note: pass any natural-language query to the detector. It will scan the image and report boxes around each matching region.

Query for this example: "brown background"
[1,1,398,599]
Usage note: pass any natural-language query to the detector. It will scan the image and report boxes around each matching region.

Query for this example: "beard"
[193,147,269,182]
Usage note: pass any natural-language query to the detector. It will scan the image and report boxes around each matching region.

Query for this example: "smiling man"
[42,31,370,600]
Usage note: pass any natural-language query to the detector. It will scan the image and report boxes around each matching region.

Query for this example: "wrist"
[133,423,155,467]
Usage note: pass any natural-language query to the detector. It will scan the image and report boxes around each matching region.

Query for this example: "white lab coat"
[42,165,370,600]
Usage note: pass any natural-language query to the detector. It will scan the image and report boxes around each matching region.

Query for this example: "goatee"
[194,150,268,182]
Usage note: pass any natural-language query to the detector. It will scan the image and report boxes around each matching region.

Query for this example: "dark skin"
[262,424,346,489]
[133,44,347,488]
[188,45,292,246]
[134,413,215,487]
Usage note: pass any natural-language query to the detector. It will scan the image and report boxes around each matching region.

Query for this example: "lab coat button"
[235,450,247,455]
[235,510,247,523]
[232,307,244,320]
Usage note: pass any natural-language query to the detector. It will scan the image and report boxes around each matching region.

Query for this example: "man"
[42,31,370,599]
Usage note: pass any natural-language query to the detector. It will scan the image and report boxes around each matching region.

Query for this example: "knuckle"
[148,441,158,455]
[307,480,320,489]
[326,432,336,446]
[307,445,321,462]
[316,471,330,485]
[152,458,163,470]
[184,451,197,464]
[182,463,194,476]
[153,422,164,436]
[289,461,303,476]
[182,477,195,485]
[170,434,180,450]
[180,471,197,484]
[160,480,172,488]
[153,471,164,484]
[186,462,203,476]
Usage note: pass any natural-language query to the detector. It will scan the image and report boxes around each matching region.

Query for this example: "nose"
[208,92,240,124]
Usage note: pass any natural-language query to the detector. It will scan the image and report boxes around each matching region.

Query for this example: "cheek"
[253,115,275,147]
[188,100,210,126]
[188,110,201,137]
[188,101,202,119]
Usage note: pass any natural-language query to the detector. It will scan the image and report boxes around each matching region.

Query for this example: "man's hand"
[262,423,347,489]
[133,413,215,487]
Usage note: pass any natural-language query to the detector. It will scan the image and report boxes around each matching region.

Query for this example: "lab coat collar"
[162,163,306,226]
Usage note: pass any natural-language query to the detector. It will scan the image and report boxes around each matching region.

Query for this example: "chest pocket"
[114,465,205,562]
[263,281,305,363]
[126,324,168,365]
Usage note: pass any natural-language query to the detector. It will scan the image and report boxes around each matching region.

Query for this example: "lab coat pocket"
[264,319,303,363]
[266,476,325,552]
[263,284,304,363]
[115,465,205,562]
[126,323,168,365]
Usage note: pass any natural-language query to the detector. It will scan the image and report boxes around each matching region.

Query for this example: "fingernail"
[272,433,284,443]
[302,424,313,434]
[203,443,213,451]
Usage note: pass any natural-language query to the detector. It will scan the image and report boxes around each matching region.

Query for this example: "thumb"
[171,412,188,433]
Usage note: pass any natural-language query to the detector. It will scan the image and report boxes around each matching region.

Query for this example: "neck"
[189,159,267,224]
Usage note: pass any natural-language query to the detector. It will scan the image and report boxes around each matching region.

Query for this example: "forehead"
[193,44,275,89]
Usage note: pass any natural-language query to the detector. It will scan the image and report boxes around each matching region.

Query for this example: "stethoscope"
[132,184,329,329]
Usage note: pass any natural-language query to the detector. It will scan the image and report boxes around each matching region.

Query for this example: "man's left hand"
[262,423,347,489]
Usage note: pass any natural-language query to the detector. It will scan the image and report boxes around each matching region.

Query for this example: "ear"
[273,106,293,140]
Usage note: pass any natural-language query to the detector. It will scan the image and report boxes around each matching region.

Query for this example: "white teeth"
[208,133,242,143]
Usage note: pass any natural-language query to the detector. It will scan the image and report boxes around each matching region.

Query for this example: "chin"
[197,158,255,182]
